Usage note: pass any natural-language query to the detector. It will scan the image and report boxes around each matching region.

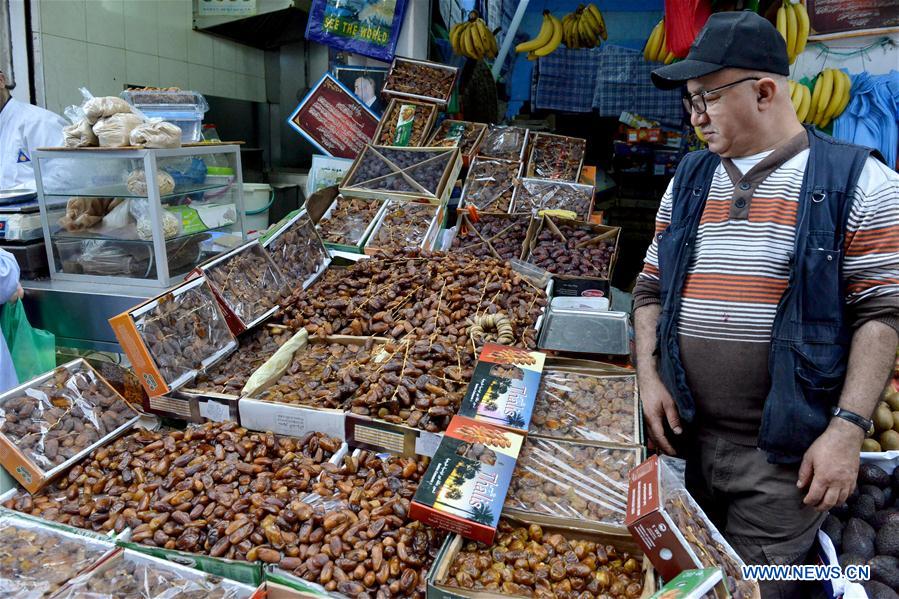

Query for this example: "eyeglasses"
[682,77,761,115]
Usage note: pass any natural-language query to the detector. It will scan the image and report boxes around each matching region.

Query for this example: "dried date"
[528,219,616,278]
[527,133,586,181]
[191,326,292,395]
[428,120,485,155]
[59,558,245,598]
[317,196,384,246]
[205,243,288,325]
[385,59,455,103]
[266,214,329,288]
[369,202,437,253]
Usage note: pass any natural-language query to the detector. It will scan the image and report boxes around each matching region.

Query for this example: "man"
[0,249,22,393]
[633,11,899,598]
[0,69,66,190]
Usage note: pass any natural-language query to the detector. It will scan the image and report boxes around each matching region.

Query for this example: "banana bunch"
[805,69,851,129]
[788,80,812,123]
[562,4,608,49]
[450,10,498,60]
[644,19,676,64]
[776,0,809,65]
[515,10,563,59]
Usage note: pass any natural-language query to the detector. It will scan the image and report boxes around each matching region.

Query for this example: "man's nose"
[690,110,709,128]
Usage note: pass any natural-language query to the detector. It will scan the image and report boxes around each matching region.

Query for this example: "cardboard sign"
[287,73,380,159]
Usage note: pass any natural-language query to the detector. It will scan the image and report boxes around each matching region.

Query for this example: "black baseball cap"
[651,11,789,90]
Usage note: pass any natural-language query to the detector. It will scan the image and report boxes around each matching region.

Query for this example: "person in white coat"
[0,249,22,393]
[0,69,67,190]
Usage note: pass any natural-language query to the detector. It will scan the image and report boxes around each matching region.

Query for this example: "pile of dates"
[266,214,329,289]
[444,520,644,598]
[528,219,616,278]
[0,518,111,597]
[512,180,593,220]
[0,364,135,470]
[527,134,586,181]
[454,213,529,262]
[369,202,436,253]
[377,101,435,146]
[5,422,343,563]
[276,450,444,598]
[136,282,235,384]
[57,558,251,599]
[505,439,638,527]
[345,148,452,196]
[279,251,546,368]
[463,158,521,211]
[428,120,485,155]
[191,326,292,396]
[317,197,384,246]
[530,371,638,444]
[385,59,456,103]
[205,244,289,326]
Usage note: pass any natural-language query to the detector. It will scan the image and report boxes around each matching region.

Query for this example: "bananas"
[776,1,810,64]
[561,4,607,49]
[795,69,851,128]
[643,19,674,63]
[450,10,498,60]
[516,10,563,57]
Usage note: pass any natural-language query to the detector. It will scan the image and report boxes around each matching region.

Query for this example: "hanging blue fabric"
[832,70,899,168]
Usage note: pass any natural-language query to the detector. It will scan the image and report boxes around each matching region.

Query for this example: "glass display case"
[34,145,246,288]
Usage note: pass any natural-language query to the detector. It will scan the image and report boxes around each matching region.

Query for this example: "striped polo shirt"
[633,132,899,445]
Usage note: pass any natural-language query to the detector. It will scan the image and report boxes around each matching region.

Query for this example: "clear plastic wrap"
[190,326,293,395]
[133,280,235,387]
[511,178,594,220]
[62,104,98,148]
[264,213,330,288]
[368,201,437,253]
[121,88,209,111]
[374,100,436,147]
[129,120,182,149]
[526,133,586,181]
[129,200,182,241]
[126,170,176,197]
[92,113,143,147]
[505,438,640,526]
[0,515,112,599]
[0,361,137,472]
[461,157,521,211]
[427,120,486,155]
[55,552,254,599]
[477,125,529,161]
[202,243,288,326]
[316,196,383,247]
[531,370,639,444]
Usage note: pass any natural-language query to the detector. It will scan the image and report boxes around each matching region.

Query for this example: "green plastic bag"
[0,300,55,383]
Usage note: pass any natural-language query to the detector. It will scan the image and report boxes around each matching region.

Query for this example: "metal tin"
[538,308,630,355]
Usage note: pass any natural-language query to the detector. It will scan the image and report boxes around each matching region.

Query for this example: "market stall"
[0,0,896,597]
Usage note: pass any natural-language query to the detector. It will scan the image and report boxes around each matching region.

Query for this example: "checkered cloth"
[534,44,683,123]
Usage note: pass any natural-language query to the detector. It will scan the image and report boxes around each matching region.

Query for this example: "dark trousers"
[684,433,826,599]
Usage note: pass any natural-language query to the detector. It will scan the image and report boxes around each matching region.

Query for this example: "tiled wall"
[36,0,266,115]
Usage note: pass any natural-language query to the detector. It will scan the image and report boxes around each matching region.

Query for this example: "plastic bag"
[126,169,175,196]
[93,112,142,147]
[462,157,521,210]
[478,125,529,160]
[78,240,147,276]
[129,200,182,241]
[58,197,122,232]
[83,96,133,125]
[305,0,409,62]
[512,179,594,221]
[101,198,132,229]
[0,300,54,386]
[129,119,182,149]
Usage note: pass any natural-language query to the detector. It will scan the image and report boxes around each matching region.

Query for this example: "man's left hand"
[797,419,862,512]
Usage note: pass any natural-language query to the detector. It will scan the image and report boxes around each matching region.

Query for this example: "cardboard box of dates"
[373,98,438,147]
[460,157,524,213]
[625,456,760,599]
[503,437,644,534]
[340,144,463,205]
[109,276,238,397]
[364,200,444,256]
[0,358,141,493]
[261,209,332,294]
[510,177,595,221]
[525,132,587,182]
[426,513,655,598]
[457,343,546,435]
[194,240,290,335]
[0,509,117,597]
[383,56,459,106]
[450,212,531,263]
[427,120,488,167]
[53,547,262,598]
[411,415,525,544]
[525,215,621,283]
[477,125,530,162]
[314,194,388,254]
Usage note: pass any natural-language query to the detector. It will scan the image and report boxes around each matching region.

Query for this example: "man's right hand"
[640,373,682,455]
[6,284,22,304]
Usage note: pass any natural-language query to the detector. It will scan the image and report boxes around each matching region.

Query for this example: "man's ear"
[757,78,778,110]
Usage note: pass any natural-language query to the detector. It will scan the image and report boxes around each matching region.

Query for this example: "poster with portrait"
[333,66,388,116]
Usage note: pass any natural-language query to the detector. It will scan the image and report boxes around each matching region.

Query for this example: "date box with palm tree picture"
[410,415,524,544]
[457,343,546,435]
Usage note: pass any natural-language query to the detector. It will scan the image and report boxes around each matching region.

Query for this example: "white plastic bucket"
[242,183,273,233]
